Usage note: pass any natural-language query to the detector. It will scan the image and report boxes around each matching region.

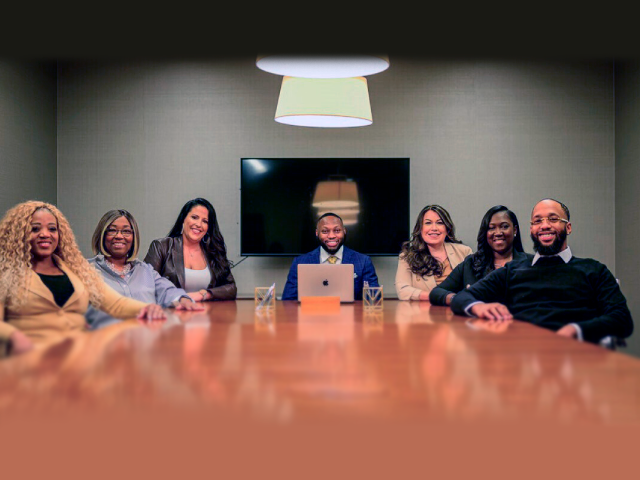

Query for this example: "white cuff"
[463,301,484,317]
[568,323,583,341]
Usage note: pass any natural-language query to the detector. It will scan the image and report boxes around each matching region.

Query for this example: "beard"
[531,228,567,255]
[318,235,345,255]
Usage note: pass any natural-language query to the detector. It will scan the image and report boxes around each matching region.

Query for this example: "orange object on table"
[300,296,341,313]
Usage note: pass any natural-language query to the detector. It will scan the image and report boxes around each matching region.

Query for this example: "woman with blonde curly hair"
[395,204,473,301]
[0,201,166,356]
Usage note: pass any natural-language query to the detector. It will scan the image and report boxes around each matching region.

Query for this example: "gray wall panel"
[615,60,640,357]
[0,61,57,214]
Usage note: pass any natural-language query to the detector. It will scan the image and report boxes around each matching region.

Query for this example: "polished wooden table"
[1,299,639,426]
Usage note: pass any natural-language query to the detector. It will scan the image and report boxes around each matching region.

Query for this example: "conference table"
[1,299,640,427]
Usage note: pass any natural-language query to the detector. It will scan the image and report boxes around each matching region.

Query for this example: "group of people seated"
[0,198,236,356]
[282,198,633,345]
[0,196,634,357]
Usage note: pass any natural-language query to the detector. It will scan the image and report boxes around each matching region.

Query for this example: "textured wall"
[0,61,57,214]
[615,60,640,358]
[56,59,615,306]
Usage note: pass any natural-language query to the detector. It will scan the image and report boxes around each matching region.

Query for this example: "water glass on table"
[255,283,276,312]
[363,283,383,311]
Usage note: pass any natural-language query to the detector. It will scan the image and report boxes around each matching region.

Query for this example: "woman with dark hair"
[429,205,528,306]
[144,198,237,302]
[86,209,203,330]
[396,205,473,301]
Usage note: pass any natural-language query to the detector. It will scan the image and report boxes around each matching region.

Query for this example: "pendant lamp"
[275,76,372,128]
[257,54,389,78]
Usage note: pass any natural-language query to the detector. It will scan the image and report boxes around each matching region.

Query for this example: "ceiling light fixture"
[257,54,389,78]
[275,76,372,128]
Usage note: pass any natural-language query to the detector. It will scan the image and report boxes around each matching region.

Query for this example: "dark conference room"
[2,55,640,461]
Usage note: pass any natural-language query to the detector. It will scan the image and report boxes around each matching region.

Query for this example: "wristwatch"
[199,289,208,301]
[173,295,196,307]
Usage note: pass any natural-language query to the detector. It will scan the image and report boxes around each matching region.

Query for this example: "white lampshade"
[275,76,372,128]
[257,55,389,78]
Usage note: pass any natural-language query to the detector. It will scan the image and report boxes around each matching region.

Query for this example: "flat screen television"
[240,158,410,256]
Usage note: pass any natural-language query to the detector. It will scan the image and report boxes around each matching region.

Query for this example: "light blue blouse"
[85,255,190,330]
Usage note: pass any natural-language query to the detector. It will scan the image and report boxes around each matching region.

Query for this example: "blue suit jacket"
[281,246,379,300]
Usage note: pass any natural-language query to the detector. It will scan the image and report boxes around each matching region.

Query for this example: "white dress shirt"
[531,246,573,266]
[320,246,344,264]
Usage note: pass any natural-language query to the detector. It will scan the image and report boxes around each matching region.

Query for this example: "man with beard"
[281,212,379,301]
[450,199,633,343]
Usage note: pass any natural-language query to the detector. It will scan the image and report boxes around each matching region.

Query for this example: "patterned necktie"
[327,255,338,264]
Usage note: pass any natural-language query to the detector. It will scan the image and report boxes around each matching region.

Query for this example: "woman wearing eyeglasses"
[429,205,529,306]
[86,209,203,330]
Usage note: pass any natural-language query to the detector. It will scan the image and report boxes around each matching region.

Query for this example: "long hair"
[471,205,524,278]
[91,209,141,261]
[399,205,463,278]
[0,201,105,309]
[167,198,231,279]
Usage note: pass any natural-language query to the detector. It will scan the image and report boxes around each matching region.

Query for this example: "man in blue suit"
[281,212,379,300]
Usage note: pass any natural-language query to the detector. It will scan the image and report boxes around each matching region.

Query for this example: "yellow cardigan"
[395,242,473,300]
[0,258,148,354]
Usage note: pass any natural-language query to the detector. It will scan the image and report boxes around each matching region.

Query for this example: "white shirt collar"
[320,245,344,264]
[531,246,572,265]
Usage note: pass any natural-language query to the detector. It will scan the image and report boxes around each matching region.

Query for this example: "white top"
[184,266,212,292]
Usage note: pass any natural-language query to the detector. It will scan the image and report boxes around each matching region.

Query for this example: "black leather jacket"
[144,236,237,301]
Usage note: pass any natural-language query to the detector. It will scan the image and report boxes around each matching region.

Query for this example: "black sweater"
[450,254,633,343]
[429,250,531,305]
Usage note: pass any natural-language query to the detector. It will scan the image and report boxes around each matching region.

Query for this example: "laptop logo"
[323,279,329,286]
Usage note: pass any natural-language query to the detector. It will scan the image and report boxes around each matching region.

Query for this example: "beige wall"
[0,60,57,214]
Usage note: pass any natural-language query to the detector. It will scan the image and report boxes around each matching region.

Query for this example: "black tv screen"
[240,158,410,256]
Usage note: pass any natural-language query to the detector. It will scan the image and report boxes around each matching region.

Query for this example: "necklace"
[185,248,203,261]
[184,242,202,258]
[105,259,132,277]
[494,256,512,269]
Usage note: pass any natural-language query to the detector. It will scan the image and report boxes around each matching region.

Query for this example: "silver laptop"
[297,263,355,302]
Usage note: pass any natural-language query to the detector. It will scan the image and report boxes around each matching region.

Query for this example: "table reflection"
[0,301,638,425]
